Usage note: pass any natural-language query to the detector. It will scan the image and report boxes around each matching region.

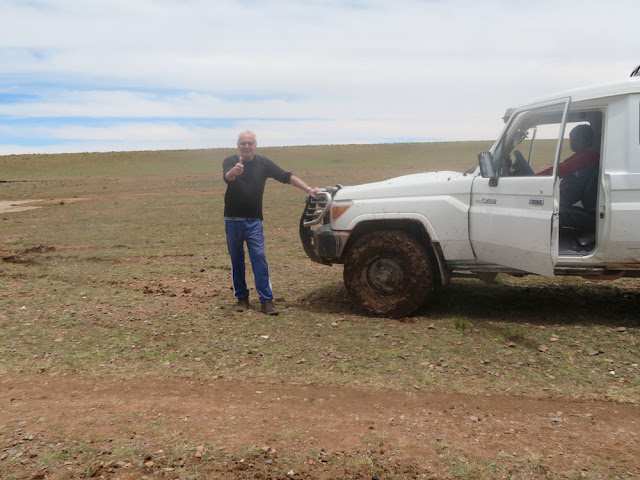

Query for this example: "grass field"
[1,142,639,479]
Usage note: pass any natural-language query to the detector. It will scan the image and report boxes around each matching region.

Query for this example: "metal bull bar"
[299,185,342,263]
[301,185,342,227]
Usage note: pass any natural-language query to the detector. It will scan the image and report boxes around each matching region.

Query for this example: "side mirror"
[478,152,499,187]
[478,152,495,178]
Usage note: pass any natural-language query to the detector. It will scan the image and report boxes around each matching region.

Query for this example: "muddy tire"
[343,230,435,318]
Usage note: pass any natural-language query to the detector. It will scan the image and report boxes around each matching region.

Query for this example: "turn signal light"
[330,202,352,220]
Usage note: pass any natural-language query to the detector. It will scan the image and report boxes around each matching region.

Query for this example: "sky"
[0,0,638,155]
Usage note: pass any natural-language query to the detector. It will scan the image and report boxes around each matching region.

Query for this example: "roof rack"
[631,65,640,77]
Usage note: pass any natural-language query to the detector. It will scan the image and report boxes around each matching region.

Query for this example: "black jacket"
[222,154,292,220]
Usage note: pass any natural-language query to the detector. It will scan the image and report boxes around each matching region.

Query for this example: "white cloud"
[1,0,639,153]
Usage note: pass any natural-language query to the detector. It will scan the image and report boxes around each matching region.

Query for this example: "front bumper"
[299,220,350,265]
[313,224,350,261]
[299,188,349,265]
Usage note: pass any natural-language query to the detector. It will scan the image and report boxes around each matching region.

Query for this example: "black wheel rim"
[366,257,404,294]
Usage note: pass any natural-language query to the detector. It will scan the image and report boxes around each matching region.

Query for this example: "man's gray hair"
[237,130,257,142]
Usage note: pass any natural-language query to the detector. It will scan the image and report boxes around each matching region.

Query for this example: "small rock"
[536,344,548,352]
[195,445,205,458]
[469,416,479,423]
[588,349,601,356]
[550,417,563,423]
[616,327,627,333]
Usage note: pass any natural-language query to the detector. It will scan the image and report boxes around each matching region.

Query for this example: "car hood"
[333,171,475,201]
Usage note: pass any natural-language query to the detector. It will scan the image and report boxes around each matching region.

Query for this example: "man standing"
[223,131,321,315]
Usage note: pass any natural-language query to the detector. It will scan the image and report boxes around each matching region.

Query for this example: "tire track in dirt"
[1,373,638,476]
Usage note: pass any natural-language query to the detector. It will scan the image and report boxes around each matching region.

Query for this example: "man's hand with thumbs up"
[225,154,245,181]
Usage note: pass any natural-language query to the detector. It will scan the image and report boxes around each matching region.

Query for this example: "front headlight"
[330,201,352,221]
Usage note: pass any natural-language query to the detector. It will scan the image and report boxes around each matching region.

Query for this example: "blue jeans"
[225,219,273,303]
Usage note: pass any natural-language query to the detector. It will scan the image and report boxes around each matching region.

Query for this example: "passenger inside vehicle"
[512,124,599,178]
[508,123,601,253]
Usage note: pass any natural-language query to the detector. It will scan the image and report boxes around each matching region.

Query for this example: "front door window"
[493,104,569,178]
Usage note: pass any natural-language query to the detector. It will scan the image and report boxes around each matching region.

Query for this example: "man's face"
[237,133,257,159]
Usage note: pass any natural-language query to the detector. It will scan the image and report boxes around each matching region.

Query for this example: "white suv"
[300,72,640,317]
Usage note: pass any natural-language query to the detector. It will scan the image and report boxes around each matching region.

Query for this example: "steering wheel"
[511,149,532,176]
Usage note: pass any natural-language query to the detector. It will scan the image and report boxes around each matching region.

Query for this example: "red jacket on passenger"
[538,150,599,178]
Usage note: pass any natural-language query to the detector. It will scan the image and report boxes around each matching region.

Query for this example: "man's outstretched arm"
[290,175,321,199]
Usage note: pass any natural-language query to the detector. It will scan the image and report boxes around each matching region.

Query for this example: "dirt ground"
[1,373,639,479]
[1,186,639,478]
[0,198,84,214]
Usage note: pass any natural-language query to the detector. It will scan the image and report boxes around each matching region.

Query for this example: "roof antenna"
[631,65,640,77]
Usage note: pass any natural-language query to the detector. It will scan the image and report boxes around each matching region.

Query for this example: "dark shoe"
[260,300,279,315]
[234,297,250,312]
